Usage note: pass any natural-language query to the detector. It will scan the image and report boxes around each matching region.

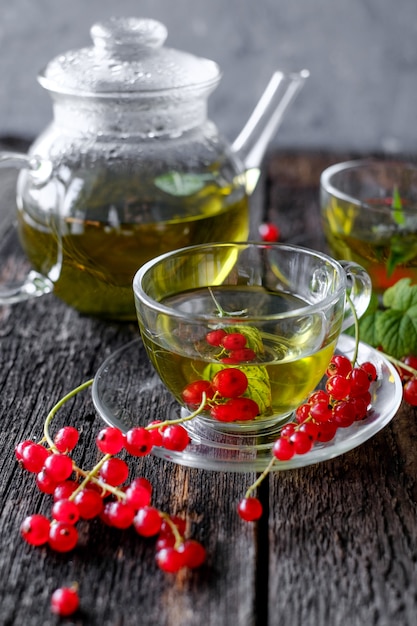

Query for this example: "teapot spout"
[232,69,309,194]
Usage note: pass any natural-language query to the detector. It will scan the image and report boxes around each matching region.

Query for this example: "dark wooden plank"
[0,162,258,625]
[0,292,259,626]
[268,403,417,626]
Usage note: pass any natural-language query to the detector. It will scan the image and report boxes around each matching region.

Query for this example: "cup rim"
[132,241,346,321]
[320,158,417,207]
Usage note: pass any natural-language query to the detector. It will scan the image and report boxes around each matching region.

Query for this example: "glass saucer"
[91,335,403,473]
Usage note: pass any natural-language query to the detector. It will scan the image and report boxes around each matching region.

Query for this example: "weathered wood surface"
[0,148,416,626]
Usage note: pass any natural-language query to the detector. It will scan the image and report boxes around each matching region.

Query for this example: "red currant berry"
[181,380,214,407]
[326,374,352,401]
[308,390,330,405]
[14,439,33,463]
[403,378,417,406]
[229,397,259,421]
[211,368,248,398]
[147,421,164,446]
[36,470,59,494]
[161,424,190,451]
[205,328,227,346]
[210,403,236,422]
[177,539,207,569]
[130,476,153,495]
[221,333,247,351]
[156,534,176,551]
[272,437,295,461]
[237,497,263,521]
[20,514,51,546]
[51,586,79,617]
[290,430,313,454]
[54,480,79,502]
[349,396,369,421]
[315,421,337,442]
[309,400,333,423]
[43,453,73,482]
[259,222,280,242]
[298,420,319,441]
[99,458,129,486]
[125,427,153,456]
[104,501,135,529]
[280,423,297,438]
[226,348,257,363]
[52,499,80,525]
[326,355,352,378]
[333,400,356,428]
[348,367,371,396]
[73,489,104,520]
[159,515,187,538]
[155,547,186,573]
[210,397,259,422]
[53,426,79,453]
[295,403,311,423]
[21,443,50,473]
[398,355,417,381]
[360,361,378,382]
[124,483,152,510]
[133,506,162,537]
[96,427,125,455]
[48,522,78,552]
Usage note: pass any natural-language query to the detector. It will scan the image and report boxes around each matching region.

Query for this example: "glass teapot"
[0,17,308,320]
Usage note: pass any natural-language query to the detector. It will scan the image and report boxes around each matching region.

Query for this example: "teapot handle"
[0,152,56,304]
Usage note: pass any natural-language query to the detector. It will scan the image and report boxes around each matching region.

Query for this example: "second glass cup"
[320,159,417,293]
[133,242,371,433]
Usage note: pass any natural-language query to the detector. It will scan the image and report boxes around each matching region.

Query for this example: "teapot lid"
[38,17,220,97]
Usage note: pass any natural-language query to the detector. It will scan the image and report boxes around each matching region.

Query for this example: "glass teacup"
[133,242,371,434]
[320,159,417,294]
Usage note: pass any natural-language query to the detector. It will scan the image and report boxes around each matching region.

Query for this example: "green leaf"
[154,172,211,196]
[392,185,405,226]
[356,311,384,348]
[383,278,417,310]
[375,306,417,358]
[386,240,417,278]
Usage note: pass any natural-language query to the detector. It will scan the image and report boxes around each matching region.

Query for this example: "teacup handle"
[0,151,56,304]
[339,260,373,331]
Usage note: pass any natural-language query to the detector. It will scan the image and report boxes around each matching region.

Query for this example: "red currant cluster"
[397,355,417,406]
[15,417,206,614]
[182,329,260,422]
[237,354,378,521]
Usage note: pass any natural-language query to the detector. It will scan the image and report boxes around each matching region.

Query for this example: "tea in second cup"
[321,159,417,293]
[133,242,371,432]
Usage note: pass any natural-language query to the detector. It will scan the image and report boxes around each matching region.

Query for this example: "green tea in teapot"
[18,174,248,319]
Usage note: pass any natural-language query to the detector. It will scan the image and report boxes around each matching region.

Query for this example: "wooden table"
[1,149,417,626]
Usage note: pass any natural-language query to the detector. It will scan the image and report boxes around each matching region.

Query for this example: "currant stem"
[69,454,123,501]
[145,393,208,430]
[208,286,247,318]
[379,353,417,378]
[244,456,276,499]
[160,512,184,548]
[43,379,94,451]
[345,292,360,366]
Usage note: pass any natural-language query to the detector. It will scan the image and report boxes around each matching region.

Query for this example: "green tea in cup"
[133,242,371,432]
[320,160,417,293]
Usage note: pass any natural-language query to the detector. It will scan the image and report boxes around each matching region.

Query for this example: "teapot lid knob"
[90,17,168,52]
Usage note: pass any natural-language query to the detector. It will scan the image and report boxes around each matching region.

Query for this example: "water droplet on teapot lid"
[38,17,220,98]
